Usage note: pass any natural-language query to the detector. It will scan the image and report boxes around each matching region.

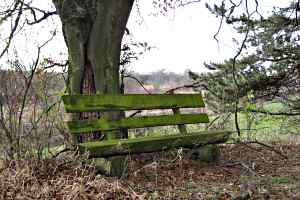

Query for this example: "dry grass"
[0,153,141,200]
[0,144,300,199]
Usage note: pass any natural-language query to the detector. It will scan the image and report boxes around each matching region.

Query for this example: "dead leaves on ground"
[0,144,299,199]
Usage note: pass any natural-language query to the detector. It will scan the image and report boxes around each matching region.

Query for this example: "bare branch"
[44,60,69,70]
[23,2,57,25]
[165,82,200,94]
[0,1,24,59]
[17,46,40,133]
[230,0,252,137]
[249,109,300,116]
[26,10,57,25]
[213,14,224,43]
[17,35,55,138]
[124,74,152,94]
[177,0,202,7]
[243,140,288,159]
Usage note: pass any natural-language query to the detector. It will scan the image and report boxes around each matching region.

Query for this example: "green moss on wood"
[78,130,231,157]
[62,94,206,112]
[190,145,220,163]
[67,113,209,134]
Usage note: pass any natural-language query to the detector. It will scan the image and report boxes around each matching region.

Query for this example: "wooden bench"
[62,94,231,175]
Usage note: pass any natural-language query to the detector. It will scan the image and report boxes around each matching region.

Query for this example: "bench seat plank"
[78,130,231,157]
[62,94,205,112]
[67,113,209,134]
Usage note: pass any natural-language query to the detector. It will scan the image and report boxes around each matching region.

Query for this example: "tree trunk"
[53,0,134,142]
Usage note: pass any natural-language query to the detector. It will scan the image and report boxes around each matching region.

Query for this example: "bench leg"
[88,156,128,177]
[190,145,220,163]
[109,156,128,177]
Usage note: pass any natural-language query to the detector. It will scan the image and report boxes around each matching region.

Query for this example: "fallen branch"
[232,138,288,160]
[224,161,259,176]
[249,140,288,159]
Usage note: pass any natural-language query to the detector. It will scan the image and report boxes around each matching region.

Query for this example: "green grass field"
[127,101,300,144]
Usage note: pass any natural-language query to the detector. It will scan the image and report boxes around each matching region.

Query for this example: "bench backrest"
[62,94,209,135]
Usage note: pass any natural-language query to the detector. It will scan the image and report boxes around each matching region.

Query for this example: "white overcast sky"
[126,0,291,73]
[128,0,236,73]
[0,0,292,74]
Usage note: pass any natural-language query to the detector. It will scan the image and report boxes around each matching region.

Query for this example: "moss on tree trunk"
[53,0,134,142]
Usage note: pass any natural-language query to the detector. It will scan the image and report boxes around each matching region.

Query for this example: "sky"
[126,0,292,73]
[0,0,292,74]
[127,0,237,73]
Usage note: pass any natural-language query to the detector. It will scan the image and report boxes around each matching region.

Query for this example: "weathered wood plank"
[67,113,209,134]
[172,108,187,134]
[78,130,231,157]
[62,94,205,112]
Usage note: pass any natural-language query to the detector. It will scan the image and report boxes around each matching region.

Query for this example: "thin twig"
[0,1,23,59]
[165,82,200,94]
[224,161,259,176]
[124,75,151,94]
[232,0,251,137]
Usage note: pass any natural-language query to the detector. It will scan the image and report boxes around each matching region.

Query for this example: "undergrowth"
[0,143,299,199]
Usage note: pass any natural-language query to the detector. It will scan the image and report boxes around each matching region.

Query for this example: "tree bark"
[53,0,134,142]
